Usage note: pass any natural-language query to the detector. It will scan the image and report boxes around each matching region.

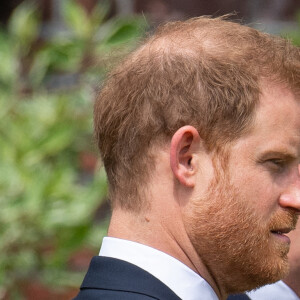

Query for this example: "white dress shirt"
[99,237,218,300]
[247,280,300,300]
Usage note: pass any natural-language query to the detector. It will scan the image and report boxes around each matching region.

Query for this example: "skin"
[108,81,300,300]
[284,221,300,296]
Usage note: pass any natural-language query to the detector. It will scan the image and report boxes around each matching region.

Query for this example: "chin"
[225,250,290,294]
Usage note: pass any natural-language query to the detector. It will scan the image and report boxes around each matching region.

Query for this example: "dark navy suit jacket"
[227,294,251,300]
[74,256,181,299]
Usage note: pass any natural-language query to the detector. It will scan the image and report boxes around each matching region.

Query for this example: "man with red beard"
[75,16,300,300]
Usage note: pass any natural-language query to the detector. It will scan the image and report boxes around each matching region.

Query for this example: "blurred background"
[0,0,299,299]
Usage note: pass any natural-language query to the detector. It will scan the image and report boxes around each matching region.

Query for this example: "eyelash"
[266,158,286,171]
[268,159,284,165]
[258,154,296,173]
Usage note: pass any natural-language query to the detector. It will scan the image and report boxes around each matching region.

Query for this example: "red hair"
[94,16,300,210]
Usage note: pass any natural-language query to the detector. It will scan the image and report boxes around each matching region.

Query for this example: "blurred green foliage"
[283,11,300,45]
[0,0,146,298]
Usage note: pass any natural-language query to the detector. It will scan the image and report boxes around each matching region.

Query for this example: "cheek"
[287,225,300,265]
[232,172,279,218]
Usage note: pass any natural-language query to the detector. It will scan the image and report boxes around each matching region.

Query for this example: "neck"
[283,272,300,297]
[108,207,227,300]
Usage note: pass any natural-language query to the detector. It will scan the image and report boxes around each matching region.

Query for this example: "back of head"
[94,16,300,211]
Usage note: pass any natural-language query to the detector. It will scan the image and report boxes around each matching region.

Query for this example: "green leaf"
[90,1,110,28]
[104,18,146,46]
[0,31,19,88]
[28,49,51,88]
[62,0,92,39]
[8,1,39,53]
[46,38,85,72]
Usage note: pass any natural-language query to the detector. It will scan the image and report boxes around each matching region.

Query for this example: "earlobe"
[170,126,201,187]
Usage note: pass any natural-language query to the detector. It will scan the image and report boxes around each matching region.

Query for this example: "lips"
[270,227,294,244]
[270,228,293,235]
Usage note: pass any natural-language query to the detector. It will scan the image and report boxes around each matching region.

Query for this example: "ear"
[170,126,201,187]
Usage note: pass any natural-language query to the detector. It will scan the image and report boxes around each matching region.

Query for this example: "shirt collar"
[99,237,218,300]
[247,280,300,300]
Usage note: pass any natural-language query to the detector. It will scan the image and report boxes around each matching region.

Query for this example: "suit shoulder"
[74,256,181,300]
[74,288,159,300]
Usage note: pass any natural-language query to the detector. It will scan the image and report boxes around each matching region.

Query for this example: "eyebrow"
[258,150,298,161]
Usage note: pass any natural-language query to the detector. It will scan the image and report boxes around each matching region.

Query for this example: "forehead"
[253,82,300,150]
[229,81,300,159]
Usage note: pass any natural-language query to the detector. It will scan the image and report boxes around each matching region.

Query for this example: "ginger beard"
[185,171,298,294]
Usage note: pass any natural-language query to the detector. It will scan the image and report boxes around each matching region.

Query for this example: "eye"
[268,159,284,166]
[257,151,295,173]
[265,158,286,171]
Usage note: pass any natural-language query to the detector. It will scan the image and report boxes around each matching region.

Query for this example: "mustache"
[268,209,299,233]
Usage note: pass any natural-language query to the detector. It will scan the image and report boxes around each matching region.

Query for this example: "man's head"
[94,16,300,296]
[94,16,299,211]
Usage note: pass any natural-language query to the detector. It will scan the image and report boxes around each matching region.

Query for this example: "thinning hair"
[94,16,300,211]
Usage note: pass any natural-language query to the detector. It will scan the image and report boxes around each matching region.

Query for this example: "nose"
[279,165,300,213]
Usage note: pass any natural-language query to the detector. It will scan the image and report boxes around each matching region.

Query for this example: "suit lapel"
[81,256,181,300]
